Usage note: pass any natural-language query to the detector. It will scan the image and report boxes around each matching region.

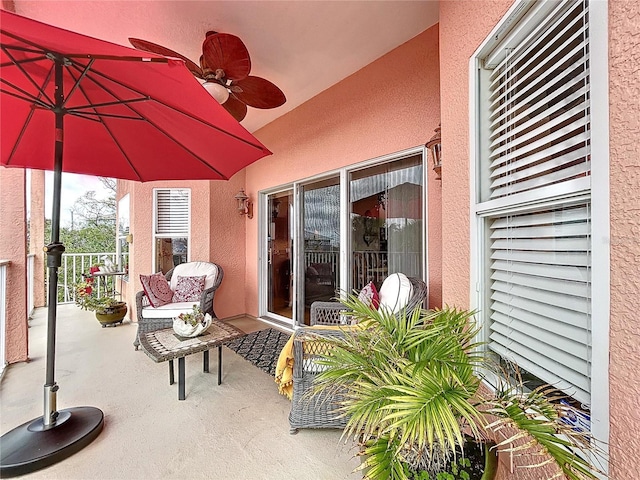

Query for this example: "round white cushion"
[378,273,413,314]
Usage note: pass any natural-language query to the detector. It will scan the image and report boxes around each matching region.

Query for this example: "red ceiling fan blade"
[223,95,248,122]
[202,33,251,81]
[232,76,286,109]
[129,38,203,77]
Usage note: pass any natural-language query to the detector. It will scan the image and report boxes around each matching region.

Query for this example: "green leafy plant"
[309,296,607,480]
[74,280,122,312]
[177,305,205,326]
[401,454,474,480]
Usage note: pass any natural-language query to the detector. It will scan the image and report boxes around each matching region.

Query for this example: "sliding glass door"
[266,190,293,321]
[349,155,423,291]
[260,149,425,328]
[297,177,341,325]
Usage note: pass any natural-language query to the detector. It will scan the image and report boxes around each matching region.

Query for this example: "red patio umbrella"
[0,10,271,476]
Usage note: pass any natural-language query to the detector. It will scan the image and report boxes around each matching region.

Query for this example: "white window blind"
[486,0,590,201]
[155,189,189,235]
[480,0,592,406]
[488,204,591,405]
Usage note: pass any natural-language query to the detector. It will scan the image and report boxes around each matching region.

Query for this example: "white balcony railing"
[48,252,118,304]
[304,250,421,291]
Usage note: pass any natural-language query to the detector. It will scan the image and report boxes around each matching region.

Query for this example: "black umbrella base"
[0,406,104,477]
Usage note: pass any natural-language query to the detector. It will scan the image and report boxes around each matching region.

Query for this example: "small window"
[154,189,190,274]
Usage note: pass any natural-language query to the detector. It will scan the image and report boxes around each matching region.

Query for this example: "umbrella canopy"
[0,10,271,180]
[0,10,271,477]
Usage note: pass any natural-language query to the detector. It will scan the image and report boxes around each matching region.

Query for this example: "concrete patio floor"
[0,305,360,479]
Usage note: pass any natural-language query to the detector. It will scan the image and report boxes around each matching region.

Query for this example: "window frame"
[469,0,609,460]
[116,193,130,281]
[152,188,191,274]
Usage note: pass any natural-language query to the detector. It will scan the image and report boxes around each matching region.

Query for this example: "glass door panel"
[298,177,341,325]
[267,191,293,321]
[350,155,423,291]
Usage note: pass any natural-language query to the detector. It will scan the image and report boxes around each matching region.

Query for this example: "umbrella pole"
[0,56,103,478]
[42,114,65,426]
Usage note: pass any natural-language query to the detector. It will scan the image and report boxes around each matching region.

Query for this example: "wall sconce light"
[125,233,133,244]
[234,188,253,219]
[426,124,442,180]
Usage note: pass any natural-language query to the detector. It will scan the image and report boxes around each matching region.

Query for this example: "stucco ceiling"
[10,1,439,133]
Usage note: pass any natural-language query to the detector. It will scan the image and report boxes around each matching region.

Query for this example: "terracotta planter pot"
[459,440,499,480]
[95,302,127,327]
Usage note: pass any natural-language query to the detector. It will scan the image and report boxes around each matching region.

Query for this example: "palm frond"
[306,297,605,479]
[485,388,606,480]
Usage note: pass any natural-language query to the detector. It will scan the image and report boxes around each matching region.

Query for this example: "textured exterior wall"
[207,172,248,318]
[122,175,249,321]
[608,0,640,477]
[246,25,442,315]
[29,169,46,307]
[0,167,28,363]
[439,0,512,308]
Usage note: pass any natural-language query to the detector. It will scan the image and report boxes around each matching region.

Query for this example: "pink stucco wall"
[608,0,640,477]
[121,173,249,320]
[207,172,249,317]
[245,25,442,316]
[439,0,512,309]
[29,169,46,307]
[0,167,28,363]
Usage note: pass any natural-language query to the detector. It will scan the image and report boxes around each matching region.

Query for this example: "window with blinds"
[481,0,590,203]
[488,204,591,405]
[154,189,190,273]
[155,189,190,235]
[477,0,592,407]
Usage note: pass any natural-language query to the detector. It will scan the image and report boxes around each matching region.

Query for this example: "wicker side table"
[139,319,244,400]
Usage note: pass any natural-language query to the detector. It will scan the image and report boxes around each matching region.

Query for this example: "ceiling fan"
[129,31,286,122]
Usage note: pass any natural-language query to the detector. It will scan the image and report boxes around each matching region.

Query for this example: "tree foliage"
[44,181,117,253]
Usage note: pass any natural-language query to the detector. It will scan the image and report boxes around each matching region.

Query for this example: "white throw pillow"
[378,273,413,314]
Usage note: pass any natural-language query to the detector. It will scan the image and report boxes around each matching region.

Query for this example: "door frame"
[258,187,295,328]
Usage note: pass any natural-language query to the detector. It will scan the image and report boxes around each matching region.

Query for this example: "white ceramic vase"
[173,313,212,338]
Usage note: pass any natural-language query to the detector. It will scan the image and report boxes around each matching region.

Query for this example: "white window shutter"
[155,189,190,235]
[488,204,591,405]
[480,0,592,406]
[486,0,590,201]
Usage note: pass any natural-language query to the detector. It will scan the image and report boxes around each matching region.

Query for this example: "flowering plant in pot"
[310,296,606,480]
[74,280,127,327]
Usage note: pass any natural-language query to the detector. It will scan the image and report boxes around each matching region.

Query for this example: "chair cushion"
[139,272,173,307]
[358,281,380,309]
[378,273,413,313]
[170,262,219,291]
[141,301,198,319]
[172,275,206,303]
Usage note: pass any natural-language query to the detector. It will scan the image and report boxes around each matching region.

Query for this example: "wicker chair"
[288,276,428,433]
[133,262,224,350]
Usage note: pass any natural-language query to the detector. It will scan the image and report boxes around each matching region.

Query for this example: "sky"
[28,171,113,228]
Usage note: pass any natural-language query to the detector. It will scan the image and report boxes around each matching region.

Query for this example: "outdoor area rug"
[225,328,291,376]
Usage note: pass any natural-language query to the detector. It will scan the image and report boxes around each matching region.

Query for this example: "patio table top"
[139,319,244,363]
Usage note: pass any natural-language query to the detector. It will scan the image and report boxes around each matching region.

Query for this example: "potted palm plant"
[75,280,127,327]
[309,296,606,480]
